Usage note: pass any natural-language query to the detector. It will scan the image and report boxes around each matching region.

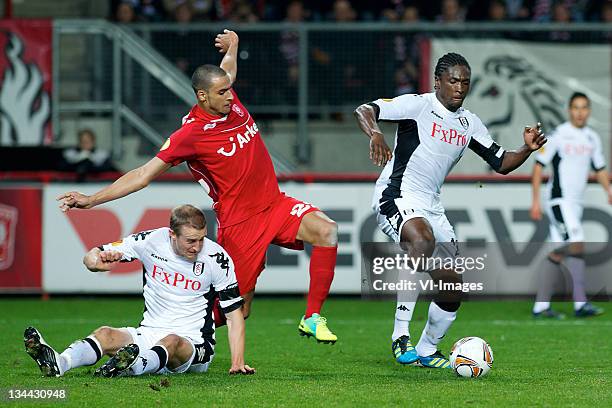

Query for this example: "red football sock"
[213,296,227,328]
[305,246,337,318]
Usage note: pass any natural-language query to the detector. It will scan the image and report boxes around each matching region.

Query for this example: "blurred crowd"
[111,0,612,24]
[109,0,611,114]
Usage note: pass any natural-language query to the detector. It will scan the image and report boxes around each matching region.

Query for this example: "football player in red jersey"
[57,30,338,344]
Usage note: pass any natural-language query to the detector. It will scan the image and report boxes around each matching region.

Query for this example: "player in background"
[56,30,338,344]
[354,53,546,368]
[24,205,254,377]
[530,92,610,318]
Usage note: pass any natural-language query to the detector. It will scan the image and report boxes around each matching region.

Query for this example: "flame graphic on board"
[0,32,50,145]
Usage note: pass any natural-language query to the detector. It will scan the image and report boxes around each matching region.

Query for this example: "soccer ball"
[449,337,494,378]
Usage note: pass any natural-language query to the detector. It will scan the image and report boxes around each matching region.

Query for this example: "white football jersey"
[101,227,243,342]
[535,122,606,203]
[370,93,504,211]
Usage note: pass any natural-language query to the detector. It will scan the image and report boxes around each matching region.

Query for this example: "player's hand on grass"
[529,202,542,221]
[524,122,546,151]
[370,132,392,167]
[57,191,93,212]
[229,364,255,375]
[215,29,239,54]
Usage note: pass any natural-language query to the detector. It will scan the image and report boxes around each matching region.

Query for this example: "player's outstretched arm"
[57,157,171,212]
[497,123,546,175]
[354,103,392,167]
[225,307,255,375]
[530,163,544,220]
[215,29,239,84]
[83,247,124,272]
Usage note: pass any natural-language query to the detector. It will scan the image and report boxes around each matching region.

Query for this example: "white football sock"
[533,301,551,314]
[415,302,456,357]
[60,336,102,372]
[130,345,168,376]
[392,266,420,341]
[392,302,415,341]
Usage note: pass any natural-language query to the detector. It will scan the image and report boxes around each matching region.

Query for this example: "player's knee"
[92,326,113,342]
[241,305,251,320]
[411,235,436,259]
[315,220,338,246]
[160,334,181,354]
[401,222,435,258]
[92,326,114,352]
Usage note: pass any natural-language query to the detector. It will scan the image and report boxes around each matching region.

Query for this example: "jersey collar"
[192,104,229,122]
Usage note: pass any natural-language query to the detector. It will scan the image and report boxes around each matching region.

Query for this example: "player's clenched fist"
[83,248,123,272]
[215,29,239,54]
[229,364,255,375]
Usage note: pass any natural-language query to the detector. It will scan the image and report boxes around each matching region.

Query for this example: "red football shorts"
[217,193,319,295]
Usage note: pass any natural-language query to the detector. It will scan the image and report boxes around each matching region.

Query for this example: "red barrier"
[0,187,42,291]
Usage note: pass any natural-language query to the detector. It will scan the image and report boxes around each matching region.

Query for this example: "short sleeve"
[100,230,153,262]
[591,132,606,171]
[468,115,505,171]
[209,247,243,315]
[534,128,559,167]
[371,94,426,122]
[156,125,198,167]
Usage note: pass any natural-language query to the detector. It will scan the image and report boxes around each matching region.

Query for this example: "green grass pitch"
[0,298,610,407]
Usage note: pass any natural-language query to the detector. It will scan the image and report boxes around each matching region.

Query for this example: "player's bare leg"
[91,326,134,356]
[295,211,338,343]
[96,334,194,377]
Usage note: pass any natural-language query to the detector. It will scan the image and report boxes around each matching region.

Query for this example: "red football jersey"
[157,90,281,227]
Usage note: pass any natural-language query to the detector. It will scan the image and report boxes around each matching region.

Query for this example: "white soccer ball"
[449,336,494,378]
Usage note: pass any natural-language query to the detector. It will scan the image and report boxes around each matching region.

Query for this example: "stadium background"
[0,0,610,295]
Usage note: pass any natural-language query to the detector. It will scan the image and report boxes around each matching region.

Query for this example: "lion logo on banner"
[468,56,565,143]
[0,32,50,145]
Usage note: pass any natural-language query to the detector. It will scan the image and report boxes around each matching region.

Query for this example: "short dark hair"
[170,204,206,235]
[434,53,471,79]
[568,92,589,107]
[191,64,227,93]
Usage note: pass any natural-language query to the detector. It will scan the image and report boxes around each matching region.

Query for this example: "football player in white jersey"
[355,53,546,368]
[24,205,254,377]
[530,92,610,319]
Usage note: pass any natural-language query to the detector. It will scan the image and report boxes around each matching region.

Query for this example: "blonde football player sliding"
[24,205,254,377]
